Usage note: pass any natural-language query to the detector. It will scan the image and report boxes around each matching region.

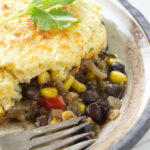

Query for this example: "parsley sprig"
[0,0,80,31]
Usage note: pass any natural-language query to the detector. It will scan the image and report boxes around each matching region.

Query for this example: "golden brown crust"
[0,0,107,111]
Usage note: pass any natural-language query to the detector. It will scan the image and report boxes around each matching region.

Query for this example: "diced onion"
[82,59,107,79]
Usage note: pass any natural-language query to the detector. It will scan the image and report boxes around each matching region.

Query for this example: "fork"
[0,117,95,150]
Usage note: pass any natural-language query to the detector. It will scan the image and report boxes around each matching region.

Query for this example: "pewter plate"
[0,1,150,150]
[89,0,150,150]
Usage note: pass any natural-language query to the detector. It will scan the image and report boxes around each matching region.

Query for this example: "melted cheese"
[0,0,107,111]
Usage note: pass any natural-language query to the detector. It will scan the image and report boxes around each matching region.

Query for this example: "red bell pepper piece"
[40,96,66,110]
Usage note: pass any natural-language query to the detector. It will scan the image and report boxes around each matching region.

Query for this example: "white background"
[128,0,150,150]
[129,0,150,21]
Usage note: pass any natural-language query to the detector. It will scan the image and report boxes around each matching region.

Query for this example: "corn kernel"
[62,110,77,121]
[41,87,58,98]
[50,119,58,125]
[107,58,120,66]
[16,114,25,121]
[108,109,120,120]
[78,103,86,114]
[109,71,127,83]
[0,106,5,117]
[64,75,74,91]
[38,71,50,84]
[86,71,95,80]
[107,96,122,109]
[86,117,94,124]
[51,71,59,79]
[72,80,86,93]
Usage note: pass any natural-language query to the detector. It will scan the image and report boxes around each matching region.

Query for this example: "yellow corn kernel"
[41,87,58,98]
[16,114,25,121]
[50,119,58,125]
[78,103,86,114]
[38,71,51,84]
[86,117,94,124]
[109,71,127,83]
[51,71,59,79]
[86,71,95,80]
[62,110,77,121]
[72,80,86,93]
[107,58,120,66]
[0,106,5,117]
[64,75,74,91]
[108,109,120,120]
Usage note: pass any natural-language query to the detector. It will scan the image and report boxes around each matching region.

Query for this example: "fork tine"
[29,116,85,138]
[64,139,96,150]
[35,132,93,150]
[29,122,89,148]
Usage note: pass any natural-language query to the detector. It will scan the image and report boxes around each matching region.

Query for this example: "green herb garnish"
[0,0,80,31]
[89,47,94,53]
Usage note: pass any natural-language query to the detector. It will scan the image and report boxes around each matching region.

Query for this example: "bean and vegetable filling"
[0,49,127,138]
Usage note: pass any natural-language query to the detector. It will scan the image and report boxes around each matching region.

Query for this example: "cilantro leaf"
[31,7,54,31]
[41,0,76,9]
[0,0,79,31]
[42,0,51,5]
[32,0,43,3]
[32,0,51,5]
[26,0,43,13]
[49,8,79,29]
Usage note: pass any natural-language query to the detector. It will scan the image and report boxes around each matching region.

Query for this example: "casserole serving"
[0,0,150,150]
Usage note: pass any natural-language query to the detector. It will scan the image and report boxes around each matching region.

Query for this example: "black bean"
[105,84,122,98]
[87,103,102,124]
[20,83,30,97]
[20,83,30,91]
[34,107,50,127]
[109,62,125,73]
[35,115,50,127]
[75,74,86,83]
[100,101,111,113]
[80,90,99,104]
[30,77,38,86]
[86,84,97,91]
[26,87,40,101]
[94,61,98,67]
[87,102,110,124]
